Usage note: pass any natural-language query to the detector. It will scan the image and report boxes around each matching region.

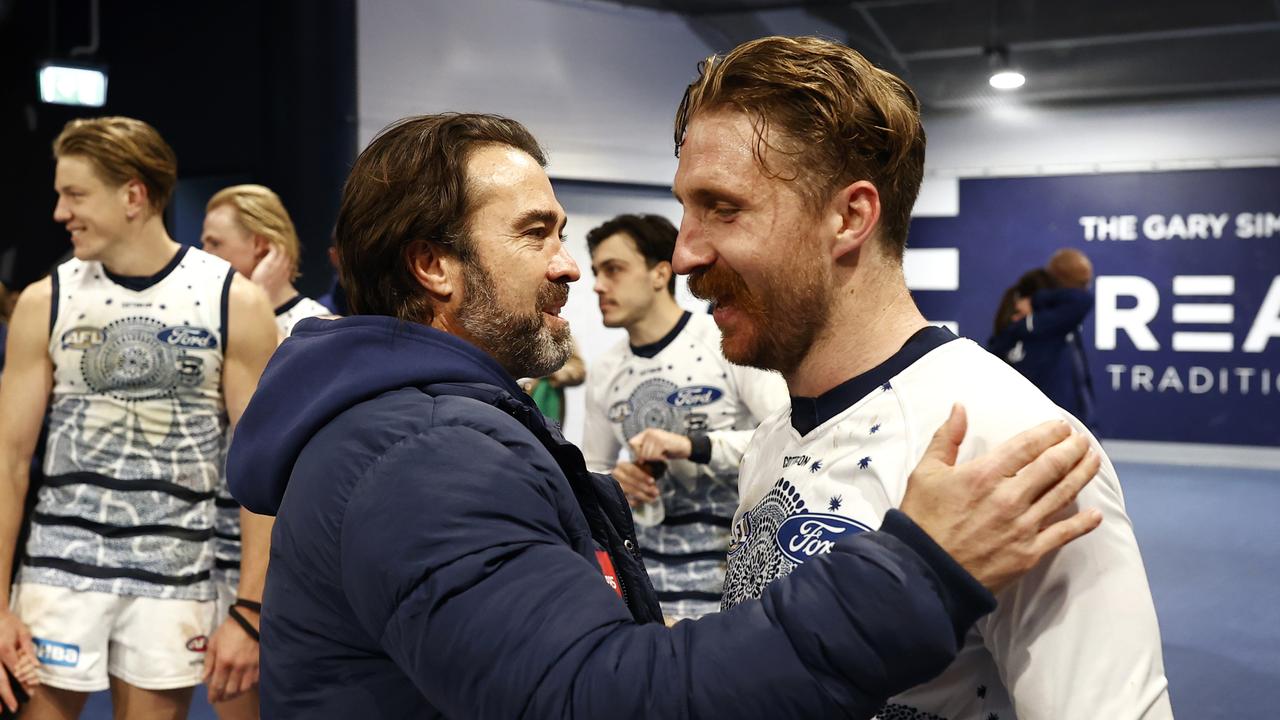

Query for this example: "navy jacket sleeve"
[1010,288,1094,340]
[340,425,990,719]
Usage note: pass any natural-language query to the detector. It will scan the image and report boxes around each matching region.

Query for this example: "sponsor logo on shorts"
[33,637,81,667]
[186,635,208,653]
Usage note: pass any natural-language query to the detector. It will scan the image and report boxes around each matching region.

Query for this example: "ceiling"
[593,0,1280,110]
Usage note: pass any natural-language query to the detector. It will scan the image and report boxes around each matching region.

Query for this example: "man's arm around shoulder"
[335,415,1022,719]
[1011,288,1094,339]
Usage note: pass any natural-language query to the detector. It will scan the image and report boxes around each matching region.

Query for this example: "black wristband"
[228,605,261,642]
[688,434,712,464]
[234,598,263,613]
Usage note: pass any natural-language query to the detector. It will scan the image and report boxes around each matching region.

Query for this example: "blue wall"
[911,167,1280,446]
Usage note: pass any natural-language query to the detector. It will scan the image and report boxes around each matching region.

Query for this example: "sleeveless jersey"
[274,295,331,338]
[214,293,329,579]
[23,246,234,601]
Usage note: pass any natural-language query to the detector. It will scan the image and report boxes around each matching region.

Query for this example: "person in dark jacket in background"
[226,113,1101,719]
[987,267,1055,370]
[989,268,1055,345]
[990,249,1098,427]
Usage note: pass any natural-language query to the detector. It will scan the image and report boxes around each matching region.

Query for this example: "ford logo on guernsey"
[666,385,724,408]
[156,326,218,349]
[775,512,873,564]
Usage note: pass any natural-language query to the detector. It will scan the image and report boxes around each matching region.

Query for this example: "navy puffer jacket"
[228,316,994,719]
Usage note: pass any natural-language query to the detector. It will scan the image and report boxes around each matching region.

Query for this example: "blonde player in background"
[199,184,331,720]
[0,117,278,719]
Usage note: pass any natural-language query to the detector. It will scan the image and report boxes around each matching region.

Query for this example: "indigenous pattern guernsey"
[583,311,787,619]
[24,246,233,601]
[723,327,1172,719]
[214,293,328,583]
[274,294,330,338]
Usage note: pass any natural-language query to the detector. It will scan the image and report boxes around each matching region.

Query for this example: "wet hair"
[675,35,925,259]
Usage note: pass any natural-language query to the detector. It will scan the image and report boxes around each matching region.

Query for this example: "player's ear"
[121,178,149,221]
[652,261,672,292]
[829,180,881,262]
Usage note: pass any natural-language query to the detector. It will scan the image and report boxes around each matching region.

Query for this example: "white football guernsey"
[273,294,330,337]
[583,311,787,618]
[724,327,1172,720]
[25,246,233,601]
[213,292,329,586]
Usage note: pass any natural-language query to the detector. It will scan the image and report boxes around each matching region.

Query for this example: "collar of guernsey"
[789,326,958,436]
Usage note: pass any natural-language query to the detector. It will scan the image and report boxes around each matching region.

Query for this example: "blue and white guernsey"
[24,246,233,602]
[213,293,329,586]
[273,295,330,338]
[583,311,787,619]
[723,326,1173,719]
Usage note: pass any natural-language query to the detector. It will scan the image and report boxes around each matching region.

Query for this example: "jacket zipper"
[505,395,641,614]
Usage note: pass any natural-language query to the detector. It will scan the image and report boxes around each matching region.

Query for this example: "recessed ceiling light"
[989,70,1026,90]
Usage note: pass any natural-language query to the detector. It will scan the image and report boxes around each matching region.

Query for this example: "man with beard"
[225,112,1104,718]
[582,213,787,620]
[671,37,1171,718]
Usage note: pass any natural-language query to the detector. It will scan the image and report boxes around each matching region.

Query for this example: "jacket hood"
[227,315,530,515]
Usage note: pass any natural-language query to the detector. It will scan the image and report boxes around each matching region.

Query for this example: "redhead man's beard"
[688,253,829,377]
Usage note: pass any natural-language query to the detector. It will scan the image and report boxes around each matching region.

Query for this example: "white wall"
[358,0,713,186]
[911,94,1280,220]
[922,95,1280,179]
[360,0,1280,188]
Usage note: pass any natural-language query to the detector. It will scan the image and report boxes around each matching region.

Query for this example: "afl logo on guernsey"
[608,400,632,422]
[775,513,872,564]
[666,385,723,408]
[157,326,218,349]
[60,326,105,350]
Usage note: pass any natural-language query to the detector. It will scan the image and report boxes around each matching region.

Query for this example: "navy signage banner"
[910,167,1279,447]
